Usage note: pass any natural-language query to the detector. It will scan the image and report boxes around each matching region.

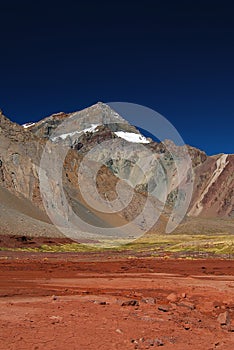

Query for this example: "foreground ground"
[0,252,234,350]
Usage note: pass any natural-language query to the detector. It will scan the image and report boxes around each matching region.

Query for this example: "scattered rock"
[166,293,178,303]
[181,292,187,298]
[154,338,164,346]
[145,338,155,346]
[116,328,123,334]
[158,305,169,312]
[214,341,225,348]
[142,297,156,305]
[145,338,164,346]
[51,295,57,301]
[93,300,108,305]
[49,315,63,324]
[217,311,230,326]
[182,322,191,330]
[177,301,195,310]
[121,299,139,307]
[131,338,164,347]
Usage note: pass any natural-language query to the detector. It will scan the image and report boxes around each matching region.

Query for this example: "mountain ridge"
[0,104,233,240]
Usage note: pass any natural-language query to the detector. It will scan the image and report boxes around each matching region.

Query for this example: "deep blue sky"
[0,0,233,155]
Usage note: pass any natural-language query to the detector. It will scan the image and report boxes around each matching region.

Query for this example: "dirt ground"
[0,252,234,350]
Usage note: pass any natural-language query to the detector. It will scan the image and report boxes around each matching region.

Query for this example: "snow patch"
[51,124,99,141]
[114,131,150,144]
[83,124,99,133]
[22,122,35,129]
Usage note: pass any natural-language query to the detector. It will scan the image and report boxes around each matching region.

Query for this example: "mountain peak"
[0,103,233,243]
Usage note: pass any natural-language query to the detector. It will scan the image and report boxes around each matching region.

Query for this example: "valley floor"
[0,253,234,349]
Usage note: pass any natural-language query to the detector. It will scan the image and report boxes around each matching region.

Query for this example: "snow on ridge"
[51,124,99,141]
[22,122,35,129]
[114,131,150,144]
[51,125,150,144]
[83,124,100,133]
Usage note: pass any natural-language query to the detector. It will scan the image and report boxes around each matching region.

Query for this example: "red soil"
[0,252,234,350]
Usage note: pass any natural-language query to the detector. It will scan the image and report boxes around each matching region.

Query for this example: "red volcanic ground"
[0,252,234,349]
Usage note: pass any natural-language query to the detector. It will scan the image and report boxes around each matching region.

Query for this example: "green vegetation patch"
[0,234,233,257]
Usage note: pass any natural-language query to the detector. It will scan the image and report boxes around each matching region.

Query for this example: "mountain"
[0,103,233,242]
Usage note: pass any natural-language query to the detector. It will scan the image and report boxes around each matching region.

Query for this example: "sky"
[0,0,233,155]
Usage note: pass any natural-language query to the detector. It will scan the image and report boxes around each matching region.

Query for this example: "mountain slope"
[189,154,234,217]
[0,103,233,241]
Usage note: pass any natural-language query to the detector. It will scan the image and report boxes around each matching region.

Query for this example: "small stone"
[116,328,123,334]
[154,338,164,346]
[49,315,62,324]
[121,299,139,307]
[181,292,186,298]
[177,301,195,310]
[166,293,178,303]
[213,301,221,309]
[142,297,156,305]
[93,300,108,305]
[182,322,191,330]
[158,305,169,312]
[51,295,57,301]
[217,311,230,326]
[145,338,155,346]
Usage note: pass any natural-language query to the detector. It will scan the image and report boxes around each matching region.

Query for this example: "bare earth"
[0,252,234,350]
